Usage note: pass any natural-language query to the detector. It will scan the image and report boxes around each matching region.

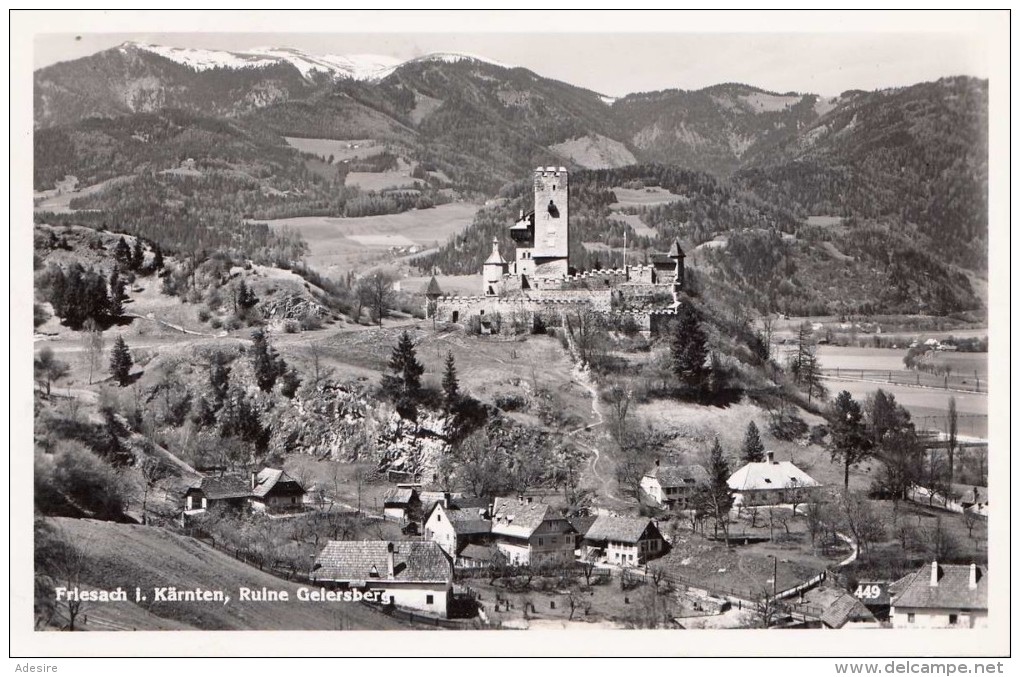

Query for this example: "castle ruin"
[428,167,686,336]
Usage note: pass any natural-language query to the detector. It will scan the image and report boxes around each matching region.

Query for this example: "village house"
[797,586,879,629]
[889,561,988,628]
[580,514,667,566]
[490,496,577,567]
[183,468,306,516]
[382,486,421,523]
[639,462,709,508]
[183,475,251,514]
[249,468,306,513]
[311,540,454,617]
[423,501,493,566]
[727,451,820,507]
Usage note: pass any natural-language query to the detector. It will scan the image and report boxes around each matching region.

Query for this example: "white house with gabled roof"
[727,451,820,507]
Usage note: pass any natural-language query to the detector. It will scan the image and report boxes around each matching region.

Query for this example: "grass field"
[804,215,843,227]
[283,137,382,161]
[34,176,135,214]
[609,212,656,238]
[345,171,418,192]
[263,202,480,274]
[610,186,685,208]
[47,517,408,631]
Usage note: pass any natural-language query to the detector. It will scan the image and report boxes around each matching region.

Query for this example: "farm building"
[490,496,577,567]
[382,487,421,523]
[580,514,667,566]
[640,462,709,508]
[423,501,492,560]
[183,475,251,514]
[249,468,306,513]
[889,562,987,629]
[310,540,454,617]
[727,451,820,507]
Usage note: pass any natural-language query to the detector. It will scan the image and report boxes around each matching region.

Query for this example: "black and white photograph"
[11,9,1010,664]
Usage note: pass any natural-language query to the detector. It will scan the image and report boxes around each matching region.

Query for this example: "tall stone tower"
[509,167,570,284]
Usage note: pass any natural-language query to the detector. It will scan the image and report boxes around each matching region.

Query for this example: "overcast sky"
[35,27,989,98]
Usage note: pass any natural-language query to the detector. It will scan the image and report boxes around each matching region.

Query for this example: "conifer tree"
[441,351,460,408]
[250,329,284,392]
[152,244,164,271]
[740,421,766,464]
[669,302,709,393]
[382,331,424,406]
[706,437,734,547]
[829,390,872,490]
[109,335,133,386]
[114,237,131,266]
[130,238,145,271]
[108,268,126,318]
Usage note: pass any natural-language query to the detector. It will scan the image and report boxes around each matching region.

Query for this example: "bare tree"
[962,509,980,541]
[923,517,958,561]
[80,318,105,385]
[946,396,958,485]
[52,535,90,631]
[836,489,884,562]
[139,455,175,525]
[356,270,396,326]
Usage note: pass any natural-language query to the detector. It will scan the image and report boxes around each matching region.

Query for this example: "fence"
[821,368,986,394]
[177,529,484,630]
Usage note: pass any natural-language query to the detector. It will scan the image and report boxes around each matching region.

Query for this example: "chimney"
[930,560,939,587]
[969,563,978,589]
[655,459,660,467]
[251,470,258,490]
[526,496,533,504]
[518,494,524,505]
[386,542,395,578]
[765,451,775,464]
[519,209,524,219]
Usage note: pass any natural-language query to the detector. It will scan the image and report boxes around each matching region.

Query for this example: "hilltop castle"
[429,167,686,336]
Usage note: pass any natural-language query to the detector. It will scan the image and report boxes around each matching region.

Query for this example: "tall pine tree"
[250,329,285,392]
[441,351,460,408]
[707,437,734,547]
[109,335,134,386]
[669,302,709,394]
[740,421,766,463]
[382,331,424,412]
[130,238,145,271]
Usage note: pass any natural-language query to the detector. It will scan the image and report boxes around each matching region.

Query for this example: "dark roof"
[252,468,304,498]
[645,464,708,488]
[424,276,442,296]
[445,507,492,536]
[649,253,675,266]
[892,563,988,611]
[193,475,251,500]
[584,515,659,544]
[802,587,876,628]
[383,487,417,506]
[668,239,686,259]
[313,541,452,584]
[457,544,497,562]
[491,498,567,539]
[450,496,490,510]
[568,515,597,537]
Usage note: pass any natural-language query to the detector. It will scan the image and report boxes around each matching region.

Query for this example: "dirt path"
[560,315,628,509]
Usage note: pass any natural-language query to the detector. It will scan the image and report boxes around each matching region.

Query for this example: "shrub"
[51,441,127,520]
[210,317,223,329]
[198,307,211,323]
[282,320,300,334]
[494,393,528,412]
[769,412,809,441]
[299,313,323,331]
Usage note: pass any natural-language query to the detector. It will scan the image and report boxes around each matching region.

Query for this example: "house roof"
[584,515,658,544]
[484,238,507,266]
[568,515,597,537]
[445,507,492,536]
[668,239,686,259]
[450,496,490,510]
[491,497,565,539]
[891,563,988,611]
[312,541,451,584]
[510,212,535,230]
[251,468,304,498]
[193,475,251,500]
[801,587,876,628]
[383,487,416,506]
[727,459,819,492]
[458,544,497,562]
[645,464,709,488]
[424,276,442,296]
[649,253,675,266]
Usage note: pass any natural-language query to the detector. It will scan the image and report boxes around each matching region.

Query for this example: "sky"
[34,28,989,98]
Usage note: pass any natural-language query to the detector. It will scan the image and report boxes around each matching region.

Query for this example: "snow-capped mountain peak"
[120,42,517,82]
[121,42,403,82]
